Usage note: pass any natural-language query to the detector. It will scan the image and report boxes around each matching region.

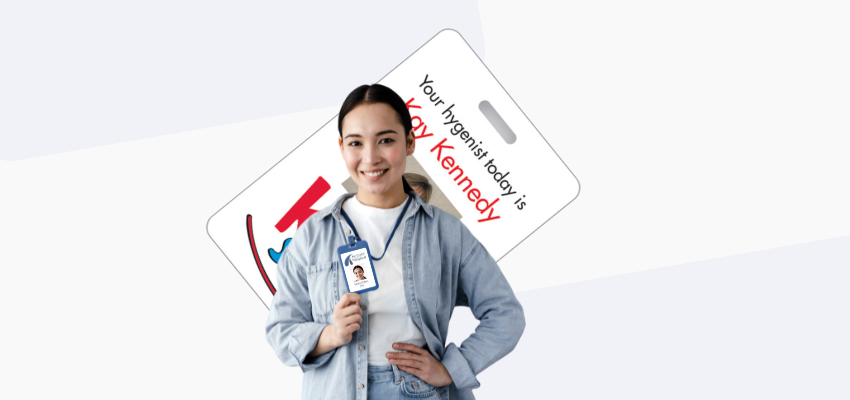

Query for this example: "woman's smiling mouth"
[362,169,388,180]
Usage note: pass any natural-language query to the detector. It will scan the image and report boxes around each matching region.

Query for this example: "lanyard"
[340,195,412,261]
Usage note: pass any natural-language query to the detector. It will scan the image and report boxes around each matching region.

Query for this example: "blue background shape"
[0,1,485,160]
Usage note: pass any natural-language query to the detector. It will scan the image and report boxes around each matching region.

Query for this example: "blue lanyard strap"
[340,195,412,261]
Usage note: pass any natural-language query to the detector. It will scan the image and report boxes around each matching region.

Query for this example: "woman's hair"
[339,83,416,195]
[338,84,413,144]
[353,265,364,273]
[404,173,432,203]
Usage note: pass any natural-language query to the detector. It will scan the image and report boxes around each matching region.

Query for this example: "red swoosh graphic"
[247,214,276,295]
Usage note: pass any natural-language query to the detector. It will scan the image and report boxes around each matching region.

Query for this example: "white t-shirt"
[342,194,427,366]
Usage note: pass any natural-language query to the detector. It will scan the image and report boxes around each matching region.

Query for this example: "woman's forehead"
[341,103,403,135]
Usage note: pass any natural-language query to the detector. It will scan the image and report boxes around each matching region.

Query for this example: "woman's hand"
[328,292,362,346]
[308,293,361,357]
[386,343,454,387]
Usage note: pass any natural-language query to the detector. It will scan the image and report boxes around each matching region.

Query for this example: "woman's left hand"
[387,343,454,387]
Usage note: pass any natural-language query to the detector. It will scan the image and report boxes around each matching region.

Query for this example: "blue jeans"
[367,365,442,399]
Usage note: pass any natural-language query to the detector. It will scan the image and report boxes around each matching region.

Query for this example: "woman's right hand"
[328,292,363,347]
[308,292,362,358]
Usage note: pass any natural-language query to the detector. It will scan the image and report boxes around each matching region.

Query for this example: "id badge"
[207,29,580,308]
[337,240,380,294]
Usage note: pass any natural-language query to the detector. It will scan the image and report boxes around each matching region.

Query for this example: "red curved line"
[247,214,276,295]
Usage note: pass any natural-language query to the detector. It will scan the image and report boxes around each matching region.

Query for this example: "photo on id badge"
[339,244,379,293]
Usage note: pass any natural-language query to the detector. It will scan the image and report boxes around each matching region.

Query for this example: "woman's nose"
[361,143,381,164]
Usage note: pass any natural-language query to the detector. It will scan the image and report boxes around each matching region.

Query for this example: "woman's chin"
[358,184,389,197]
[355,174,402,198]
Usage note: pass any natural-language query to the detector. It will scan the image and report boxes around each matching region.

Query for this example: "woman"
[353,265,367,281]
[265,83,525,400]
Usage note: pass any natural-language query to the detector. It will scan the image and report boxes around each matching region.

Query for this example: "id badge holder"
[207,29,580,308]
[336,236,380,294]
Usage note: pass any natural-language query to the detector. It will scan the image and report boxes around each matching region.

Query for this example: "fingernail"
[389,359,396,364]
[386,353,393,358]
[393,344,399,349]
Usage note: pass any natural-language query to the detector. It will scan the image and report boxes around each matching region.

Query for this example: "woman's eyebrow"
[343,130,397,140]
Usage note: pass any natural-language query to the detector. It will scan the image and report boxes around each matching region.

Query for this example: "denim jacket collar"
[317,190,435,221]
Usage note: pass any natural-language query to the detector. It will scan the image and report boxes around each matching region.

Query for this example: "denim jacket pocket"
[304,261,339,323]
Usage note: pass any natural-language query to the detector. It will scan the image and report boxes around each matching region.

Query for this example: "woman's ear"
[407,129,416,155]
[339,137,343,150]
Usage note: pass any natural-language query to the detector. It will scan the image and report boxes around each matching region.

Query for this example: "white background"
[1,1,848,398]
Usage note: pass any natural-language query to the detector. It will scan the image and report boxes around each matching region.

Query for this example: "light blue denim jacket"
[265,190,525,400]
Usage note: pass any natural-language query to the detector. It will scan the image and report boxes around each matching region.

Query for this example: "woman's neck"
[355,179,408,209]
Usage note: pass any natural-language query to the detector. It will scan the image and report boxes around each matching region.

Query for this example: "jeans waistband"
[367,364,402,383]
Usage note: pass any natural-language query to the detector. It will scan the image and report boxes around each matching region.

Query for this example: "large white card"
[207,30,579,307]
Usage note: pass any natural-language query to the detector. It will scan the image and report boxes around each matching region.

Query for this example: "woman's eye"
[379,138,394,144]
[348,141,361,147]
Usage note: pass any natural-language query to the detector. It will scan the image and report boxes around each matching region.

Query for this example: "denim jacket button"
[359,383,364,389]
[360,304,366,310]
[359,345,365,350]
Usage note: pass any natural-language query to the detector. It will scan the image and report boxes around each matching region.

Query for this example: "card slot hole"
[479,100,517,144]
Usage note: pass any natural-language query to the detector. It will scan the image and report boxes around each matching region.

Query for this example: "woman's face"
[339,103,415,201]
[353,268,365,280]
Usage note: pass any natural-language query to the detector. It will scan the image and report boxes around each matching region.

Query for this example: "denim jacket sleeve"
[264,248,336,372]
[440,223,526,391]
